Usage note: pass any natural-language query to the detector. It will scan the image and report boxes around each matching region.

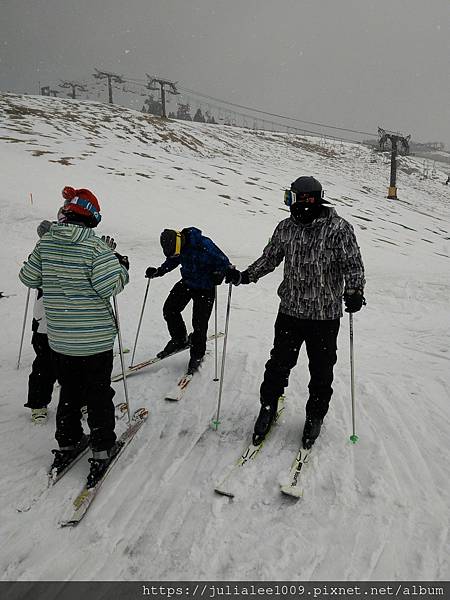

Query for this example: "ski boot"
[252,401,278,446]
[86,444,121,488]
[187,354,204,374]
[302,416,323,449]
[156,336,189,359]
[31,407,48,424]
[49,434,89,477]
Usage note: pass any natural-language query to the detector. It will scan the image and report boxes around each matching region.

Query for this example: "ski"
[214,396,285,498]
[165,372,195,402]
[111,332,224,382]
[48,440,90,486]
[17,442,90,513]
[280,446,312,498]
[59,407,148,527]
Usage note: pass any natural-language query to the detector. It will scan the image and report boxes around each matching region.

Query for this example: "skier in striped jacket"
[19,187,129,487]
[225,176,366,449]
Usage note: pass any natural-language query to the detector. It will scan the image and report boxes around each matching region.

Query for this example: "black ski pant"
[162,280,215,359]
[53,350,116,452]
[260,312,340,420]
[25,332,57,409]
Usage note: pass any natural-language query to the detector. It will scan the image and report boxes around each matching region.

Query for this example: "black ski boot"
[157,336,188,359]
[302,416,323,449]
[187,355,204,374]
[252,402,278,446]
[86,444,121,489]
[50,434,89,477]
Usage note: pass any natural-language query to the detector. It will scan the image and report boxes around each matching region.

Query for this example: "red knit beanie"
[61,187,101,224]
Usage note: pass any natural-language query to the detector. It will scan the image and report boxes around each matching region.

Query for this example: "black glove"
[224,267,250,286]
[344,290,366,313]
[212,271,226,286]
[115,252,129,271]
[145,266,159,279]
[101,235,117,250]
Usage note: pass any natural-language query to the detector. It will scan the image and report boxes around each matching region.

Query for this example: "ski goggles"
[284,189,324,207]
[64,197,102,223]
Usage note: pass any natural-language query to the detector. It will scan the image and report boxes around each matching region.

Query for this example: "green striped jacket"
[19,223,129,356]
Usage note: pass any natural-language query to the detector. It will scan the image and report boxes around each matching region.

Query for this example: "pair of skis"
[111,332,224,383]
[214,397,312,499]
[18,406,148,525]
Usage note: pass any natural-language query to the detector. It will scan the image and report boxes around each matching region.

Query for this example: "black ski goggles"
[284,189,324,207]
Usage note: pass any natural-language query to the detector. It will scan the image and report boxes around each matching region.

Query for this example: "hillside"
[0,93,449,581]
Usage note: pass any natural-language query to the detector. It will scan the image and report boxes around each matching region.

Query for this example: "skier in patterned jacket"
[145,227,231,374]
[225,176,366,449]
[19,187,129,487]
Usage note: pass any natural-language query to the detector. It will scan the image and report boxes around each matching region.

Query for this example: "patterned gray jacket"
[246,207,365,320]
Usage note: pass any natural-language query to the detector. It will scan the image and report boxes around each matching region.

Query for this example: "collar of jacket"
[49,222,94,244]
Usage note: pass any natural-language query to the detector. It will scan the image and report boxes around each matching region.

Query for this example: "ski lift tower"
[146,75,179,118]
[378,127,411,199]
[93,69,124,104]
[59,80,88,99]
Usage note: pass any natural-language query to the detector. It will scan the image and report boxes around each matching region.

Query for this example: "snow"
[0,93,449,581]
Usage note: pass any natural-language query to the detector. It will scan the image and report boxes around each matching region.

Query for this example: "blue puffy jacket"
[157,227,230,289]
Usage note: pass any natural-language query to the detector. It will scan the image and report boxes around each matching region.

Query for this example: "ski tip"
[349,434,359,444]
[214,487,235,498]
[59,519,78,528]
[211,419,221,430]
[133,407,149,420]
[280,485,304,499]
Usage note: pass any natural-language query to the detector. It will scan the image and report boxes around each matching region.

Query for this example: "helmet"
[284,176,330,208]
[291,176,323,195]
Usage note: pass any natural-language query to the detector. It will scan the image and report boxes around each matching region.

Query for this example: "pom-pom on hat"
[61,187,102,225]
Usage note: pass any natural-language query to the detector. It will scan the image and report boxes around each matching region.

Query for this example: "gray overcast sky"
[1,0,449,145]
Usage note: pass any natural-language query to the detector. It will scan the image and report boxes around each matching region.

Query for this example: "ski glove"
[115,253,129,271]
[212,271,226,285]
[101,235,117,250]
[145,266,160,279]
[37,220,53,238]
[224,267,250,286]
[344,290,366,313]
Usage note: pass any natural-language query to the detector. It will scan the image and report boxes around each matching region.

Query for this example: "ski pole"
[213,285,219,381]
[113,296,131,423]
[349,313,359,443]
[130,279,150,367]
[17,288,31,369]
[212,283,233,430]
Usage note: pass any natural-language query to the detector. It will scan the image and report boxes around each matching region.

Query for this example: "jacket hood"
[49,223,94,244]
[183,227,203,246]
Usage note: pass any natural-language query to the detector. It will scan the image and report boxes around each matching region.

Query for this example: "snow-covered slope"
[1,93,449,581]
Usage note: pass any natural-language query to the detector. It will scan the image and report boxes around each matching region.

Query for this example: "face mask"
[290,202,323,224]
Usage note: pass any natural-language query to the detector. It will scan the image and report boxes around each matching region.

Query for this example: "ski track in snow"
[0,93,449,581]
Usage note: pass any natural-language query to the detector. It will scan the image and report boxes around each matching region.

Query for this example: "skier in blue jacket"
[145,227,231,373]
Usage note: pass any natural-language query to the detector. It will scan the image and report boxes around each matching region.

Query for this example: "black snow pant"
[163,280,215,359]
[53,350,116,452]
[260,312,340,420]
[24,331,57,409]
